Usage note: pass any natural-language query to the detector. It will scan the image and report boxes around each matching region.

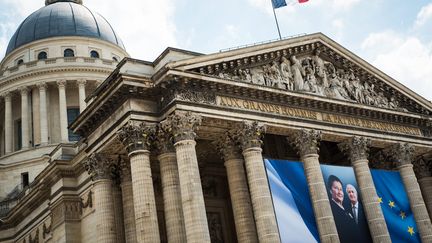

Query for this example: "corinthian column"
[57,80,68,143]
[238,121,280,243]
[387,143,432,242]
[37,82,49,145]
[155,127,187,243]
[3,92,12,154]
[84,153,117,243]
[215,130,258,243]
[119,158,137,243]
[20,87,30,149]
[339,137,391,242]
[77,79,87,113]
[160,112,210,243]
[291,129,339,243]
[414,157,432,218]
[118,122,160,243]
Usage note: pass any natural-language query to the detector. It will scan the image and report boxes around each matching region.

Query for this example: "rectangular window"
[15,119,22,150]
[21,172,29,188]
[67,108,80,141]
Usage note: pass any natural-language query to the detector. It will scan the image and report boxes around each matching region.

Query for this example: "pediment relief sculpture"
[209,48,405,112]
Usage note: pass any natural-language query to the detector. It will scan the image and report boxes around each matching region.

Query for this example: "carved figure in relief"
[304,65,318,93]
[280,56,294,90]
[250,66,266,85]
[238,68,252,83]
[327,63,349,100]
[290,55,305,91]
[312,49,329,88]
[269,61,284,89]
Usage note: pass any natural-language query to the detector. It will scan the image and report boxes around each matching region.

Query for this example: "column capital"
[77,79,87,86]
[117,121,156,155]
[291,129,321,157]
[1,91,12,101]
[160,111,202,142]
[83,153,116,181]
[37,82,48,90]
[154,125,175,154]
[215,130,242,160]
[57,79,67,87]
[238,121,266,150]
[19,87,29,95]
[384,143,415,167]
[338,136,371,162]
[414,156,432,179]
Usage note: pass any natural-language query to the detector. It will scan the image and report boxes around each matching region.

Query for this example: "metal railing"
[0,183,30,218]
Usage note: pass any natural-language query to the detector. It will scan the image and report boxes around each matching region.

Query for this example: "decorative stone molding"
[237,121,266,150]
[161,85,217,108]
[83,153,116,181]
[338,136,371,162]
[291,129,321,156]
[19,86,29,95]
[214,130,242,160]
[117,121,156,154]
[160,111,202,142]
[50,198,82,228]
[36,82,47,90]
[1,91,12,101]
[154,125,175,154]
[414,156,432,179]
[80,190,93,209]
[77,78,87,86]
[29,228,39,243]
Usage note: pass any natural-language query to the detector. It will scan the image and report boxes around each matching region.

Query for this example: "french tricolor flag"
[272,0,309,9]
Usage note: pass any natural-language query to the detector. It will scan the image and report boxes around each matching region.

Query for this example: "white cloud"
[0,0,178,61]
[415,3,432,27]
[331,0,361,11]
[361,31,432,100]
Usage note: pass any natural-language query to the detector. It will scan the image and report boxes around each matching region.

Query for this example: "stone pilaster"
[339,136,391,242]
[84,153,117,243]
[57,80,69,143]
[119,158,137,243]
[37,82,49,145]
[238,121,280,243]
[77,79,86,113]
[291,129,339,243]
[414,156,432,218]
[387,143,432,242]
[118,122,160,243]
[160,112,211,243]
[155,127,187,243]
[215,130,258,243]
[20,87,30,149]
[3,92,12,154]
[111,162,126,243]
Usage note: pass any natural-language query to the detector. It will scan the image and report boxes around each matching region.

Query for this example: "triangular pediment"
[168,33,432,115]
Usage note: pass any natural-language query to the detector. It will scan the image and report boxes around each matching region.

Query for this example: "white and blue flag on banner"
[271,0,287,9]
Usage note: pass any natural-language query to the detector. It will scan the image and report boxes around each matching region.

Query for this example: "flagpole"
[271,1,283,40]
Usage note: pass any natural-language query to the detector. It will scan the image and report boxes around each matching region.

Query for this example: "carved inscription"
[217,96,421,136]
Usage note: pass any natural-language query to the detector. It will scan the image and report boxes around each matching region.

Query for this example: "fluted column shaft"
[239,122,280,243]
[120,160,137,243]
[339,137,390,243]
[161,112,210,243]
[84,153,118,243]
[158,152,187,243]
[57,80,68,142]
[418,177,432,218]
[292,130,339,243]
[38,83,49,145]
[390,143,432,242]
[77,79,86,113]
[4,93,12,154]
[20,88,30,149]
[129,151,160,242]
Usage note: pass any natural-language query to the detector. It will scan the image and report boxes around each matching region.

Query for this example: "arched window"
[64,48,75,57]
[112,56,118,62]
[17,59,24,65]
[37,51,47,60]
[90,50,99,58]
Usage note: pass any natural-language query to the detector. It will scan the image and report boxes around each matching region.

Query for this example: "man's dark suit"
[349,202,372,242]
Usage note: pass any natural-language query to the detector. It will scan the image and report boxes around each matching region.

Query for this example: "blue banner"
[272,0,287,9]
[265,159,420,243]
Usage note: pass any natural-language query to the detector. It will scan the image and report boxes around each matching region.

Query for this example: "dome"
[5,1,125,56]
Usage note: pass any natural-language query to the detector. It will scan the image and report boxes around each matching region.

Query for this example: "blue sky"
[1,0,432,100]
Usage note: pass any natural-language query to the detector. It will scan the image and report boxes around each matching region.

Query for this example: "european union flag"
[371,169,421,243]
[272,0,287,9]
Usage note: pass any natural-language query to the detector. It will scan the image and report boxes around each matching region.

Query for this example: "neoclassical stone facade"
[1,1,432,243]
